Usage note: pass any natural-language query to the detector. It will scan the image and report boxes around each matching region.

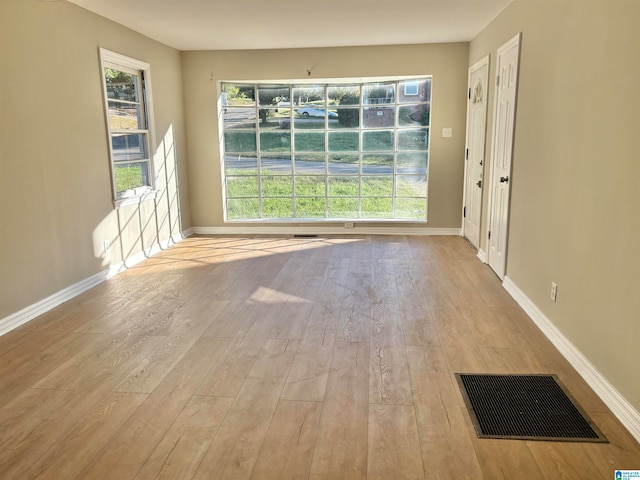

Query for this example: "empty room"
[1,0,639,478]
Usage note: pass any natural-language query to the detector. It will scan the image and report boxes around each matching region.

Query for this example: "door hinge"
[496,75,500,87]
[468,88,471,100]
[463,206,466,218]
[488,230,492,240]
[465,148,469,160]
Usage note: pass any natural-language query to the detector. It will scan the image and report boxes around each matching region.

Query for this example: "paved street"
[225,155,427,175]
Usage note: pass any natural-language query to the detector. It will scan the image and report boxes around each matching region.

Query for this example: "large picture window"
[100,49,154,202]
[221,78,431,221]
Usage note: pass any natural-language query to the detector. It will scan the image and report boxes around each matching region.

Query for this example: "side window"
[99,49,154,202]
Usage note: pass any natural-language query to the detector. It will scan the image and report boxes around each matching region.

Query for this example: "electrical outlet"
[344,222,354,229]
[103,240,109,254]
[550,282,558,302]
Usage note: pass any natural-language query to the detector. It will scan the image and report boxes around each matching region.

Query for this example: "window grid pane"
[221,78,431,221]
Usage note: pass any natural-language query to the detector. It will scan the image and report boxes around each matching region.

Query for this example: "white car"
[297,107,338,118]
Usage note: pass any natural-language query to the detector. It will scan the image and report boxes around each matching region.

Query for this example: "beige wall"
[182,43,469,229]
[471,0,640,410]
[0,0,190,319]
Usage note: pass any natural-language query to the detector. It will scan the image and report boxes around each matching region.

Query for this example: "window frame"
[99,48,157,206]
[220,77,431,223]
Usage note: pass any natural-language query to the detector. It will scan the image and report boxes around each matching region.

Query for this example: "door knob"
[476,180,482,188]
[499,176,509,183]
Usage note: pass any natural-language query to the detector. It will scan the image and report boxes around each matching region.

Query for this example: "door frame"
[486,33,521,278]
[461,55,490,249]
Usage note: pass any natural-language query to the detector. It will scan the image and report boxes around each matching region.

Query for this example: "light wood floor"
[1,235,638,479]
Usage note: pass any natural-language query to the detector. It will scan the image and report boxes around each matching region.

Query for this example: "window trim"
[99,48,157,207]
[220,78,431,223]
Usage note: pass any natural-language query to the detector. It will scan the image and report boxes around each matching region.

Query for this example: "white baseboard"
[503,276,640,444]
[192,226,460,236]
[0,270,108,337]
[477,249,487,263]
[0,230,191,337]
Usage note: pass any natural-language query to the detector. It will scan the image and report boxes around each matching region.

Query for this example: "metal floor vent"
[456,374,607,442]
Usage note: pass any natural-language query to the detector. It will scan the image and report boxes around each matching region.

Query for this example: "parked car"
[297,107,338,118]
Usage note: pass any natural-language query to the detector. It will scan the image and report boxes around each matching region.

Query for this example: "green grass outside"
[225,129,428,154]
[114,165,145,192]
[225,173,426,220]
[226,172,422,197]
[226,195,425,220]
[223,126,427,221]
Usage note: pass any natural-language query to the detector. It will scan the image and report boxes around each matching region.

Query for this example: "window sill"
[114,187,159,209]
[223,218,428,224]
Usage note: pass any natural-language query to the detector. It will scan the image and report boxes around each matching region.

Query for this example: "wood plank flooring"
[1,235,638,479]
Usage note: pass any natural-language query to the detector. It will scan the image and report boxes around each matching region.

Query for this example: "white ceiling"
[66,0,514,51]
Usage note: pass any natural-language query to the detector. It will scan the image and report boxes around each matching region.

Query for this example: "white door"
[487,33,521,279]
[463,56,489,249]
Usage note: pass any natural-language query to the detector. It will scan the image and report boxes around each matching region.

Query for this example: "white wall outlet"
[442,127,453,137]
[344,222,354,229]
[550,282,558,302]
[103,240,109,255]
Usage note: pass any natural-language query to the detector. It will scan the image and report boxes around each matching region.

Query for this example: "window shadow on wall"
[93,123,184,275]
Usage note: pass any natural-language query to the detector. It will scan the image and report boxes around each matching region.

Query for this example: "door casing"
[462,55,490,249]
